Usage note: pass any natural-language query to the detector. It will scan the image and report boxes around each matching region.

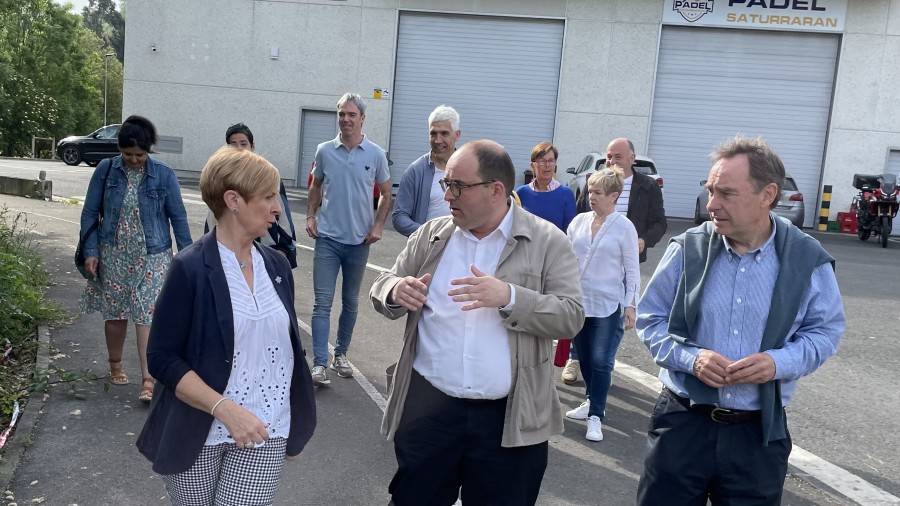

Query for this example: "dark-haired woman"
[80,115,192,403]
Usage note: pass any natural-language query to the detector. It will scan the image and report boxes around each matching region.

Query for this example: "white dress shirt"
[567,211,640,317]
[413,204,516,399]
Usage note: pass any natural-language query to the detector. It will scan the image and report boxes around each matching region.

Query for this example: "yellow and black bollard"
[818,185,832,231]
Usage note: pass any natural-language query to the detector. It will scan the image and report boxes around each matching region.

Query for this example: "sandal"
[108,359,129,386]
[139,378,155,404]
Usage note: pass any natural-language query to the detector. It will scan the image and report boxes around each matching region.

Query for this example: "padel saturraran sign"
[662,0,847,33]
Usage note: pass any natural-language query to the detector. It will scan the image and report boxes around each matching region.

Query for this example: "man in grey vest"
[635,135,844,505]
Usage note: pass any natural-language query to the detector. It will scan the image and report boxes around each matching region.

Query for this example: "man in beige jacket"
[370,140,584,506]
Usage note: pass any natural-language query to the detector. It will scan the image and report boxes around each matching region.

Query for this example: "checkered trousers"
[161,437,288,506]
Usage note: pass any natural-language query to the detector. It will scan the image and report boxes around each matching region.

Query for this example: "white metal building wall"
[297,110,338,188]
[648,26,839,228]
[389,12,564,189]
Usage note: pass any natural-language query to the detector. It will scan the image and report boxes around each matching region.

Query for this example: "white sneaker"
[565,399,590,420]
[311,365,330,386]
[330,355,354,378]
[561,359,580,384]
[586,415,603,442]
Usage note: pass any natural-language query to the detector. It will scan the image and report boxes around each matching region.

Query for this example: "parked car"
[56,124,121,166]
[694,175,805,228]
[565,152,663,212]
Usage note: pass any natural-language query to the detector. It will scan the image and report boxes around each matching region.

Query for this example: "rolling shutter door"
[298,110,337,188]
[389,12,563,189]
[648,26,839,228]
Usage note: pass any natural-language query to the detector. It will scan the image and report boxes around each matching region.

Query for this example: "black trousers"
[636,390,792,506]
[389,369,548,506]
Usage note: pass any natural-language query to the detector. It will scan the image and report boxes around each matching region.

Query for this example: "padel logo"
[673,1,714,22]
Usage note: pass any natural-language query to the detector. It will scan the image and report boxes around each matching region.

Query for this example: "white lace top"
[205,243,294,446]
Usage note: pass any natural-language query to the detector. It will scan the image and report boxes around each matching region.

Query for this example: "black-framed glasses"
[533,158,556,167]
[439,178,497,197]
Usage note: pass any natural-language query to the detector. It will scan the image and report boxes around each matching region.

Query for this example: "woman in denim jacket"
[80,115,192,404]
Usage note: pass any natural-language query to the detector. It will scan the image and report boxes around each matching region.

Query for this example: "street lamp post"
[104,53,115,126]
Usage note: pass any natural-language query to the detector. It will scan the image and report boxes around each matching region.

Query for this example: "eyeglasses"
[533,159,556,167]
[439,179,497,197]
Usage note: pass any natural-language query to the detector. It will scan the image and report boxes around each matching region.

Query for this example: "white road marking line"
[295,318,387,413]
[790,447,900,505]
[8,209,80,226]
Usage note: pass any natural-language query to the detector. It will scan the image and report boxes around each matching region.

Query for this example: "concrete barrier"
[0,175,52,200]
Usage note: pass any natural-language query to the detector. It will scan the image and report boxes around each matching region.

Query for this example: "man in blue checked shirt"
[635,135,844,506]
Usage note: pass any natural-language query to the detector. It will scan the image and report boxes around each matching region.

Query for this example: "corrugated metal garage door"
[389,12,563,189]
[298,110,337,188]
[648,26,839,228]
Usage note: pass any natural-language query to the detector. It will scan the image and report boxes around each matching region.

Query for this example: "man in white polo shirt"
[306,92,392,386]
[370,140,583,505]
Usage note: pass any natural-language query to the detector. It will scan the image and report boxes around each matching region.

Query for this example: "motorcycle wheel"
[858,227,871,241]
[881,216,891,248]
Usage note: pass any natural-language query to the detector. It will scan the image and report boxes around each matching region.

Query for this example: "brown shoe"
[108,359,128,386]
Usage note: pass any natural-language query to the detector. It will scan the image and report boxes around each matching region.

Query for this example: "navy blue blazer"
[136,229,316,475]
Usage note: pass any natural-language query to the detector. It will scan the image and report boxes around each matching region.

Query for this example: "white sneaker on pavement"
[561,359,579,384]
[330,354,354,378]
[586,415,603,442]
[566,399,590,420]
[311,365,330,386]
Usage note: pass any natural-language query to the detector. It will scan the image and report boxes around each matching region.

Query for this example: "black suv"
[56,124,121,166]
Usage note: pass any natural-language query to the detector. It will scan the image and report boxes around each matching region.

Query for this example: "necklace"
[239,259,247,270]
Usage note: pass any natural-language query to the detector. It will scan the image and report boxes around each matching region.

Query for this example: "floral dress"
[81,168,173,324]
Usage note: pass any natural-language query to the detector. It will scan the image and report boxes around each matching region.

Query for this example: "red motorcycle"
[854,173,899,248]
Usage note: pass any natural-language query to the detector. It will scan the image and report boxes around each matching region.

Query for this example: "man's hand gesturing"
[390,273,432,311]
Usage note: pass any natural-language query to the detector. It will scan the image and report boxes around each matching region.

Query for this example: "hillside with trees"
[0,0,125,157]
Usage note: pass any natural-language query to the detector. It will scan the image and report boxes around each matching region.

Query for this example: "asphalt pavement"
[0,179,889,505]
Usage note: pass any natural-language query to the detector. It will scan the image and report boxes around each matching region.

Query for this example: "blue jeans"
[573,312,624,420]
[311,236,370,367]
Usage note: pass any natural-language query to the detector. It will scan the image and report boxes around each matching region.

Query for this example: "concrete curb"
[0,157,57,163]
[0,325,51,494]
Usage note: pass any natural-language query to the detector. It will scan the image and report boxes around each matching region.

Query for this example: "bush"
[0,206,65,433]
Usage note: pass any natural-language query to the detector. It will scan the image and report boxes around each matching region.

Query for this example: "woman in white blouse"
[138,147,316,504]
[564,166,640,442]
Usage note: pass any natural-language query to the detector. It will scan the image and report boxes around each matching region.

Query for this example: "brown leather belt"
[663,387,761,425]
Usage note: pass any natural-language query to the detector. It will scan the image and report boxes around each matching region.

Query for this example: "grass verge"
[0,206,66,444]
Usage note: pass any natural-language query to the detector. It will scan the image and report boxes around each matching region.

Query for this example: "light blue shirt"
[636,225,844,410]
[313,134,390,244]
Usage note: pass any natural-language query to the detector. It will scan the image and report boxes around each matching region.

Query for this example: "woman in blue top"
[515,142,579,382]
[515,142,577,232]
[80,115,192,404]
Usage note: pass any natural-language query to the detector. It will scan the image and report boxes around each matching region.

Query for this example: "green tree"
[81,0,123,63]
[0,0,122,156]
